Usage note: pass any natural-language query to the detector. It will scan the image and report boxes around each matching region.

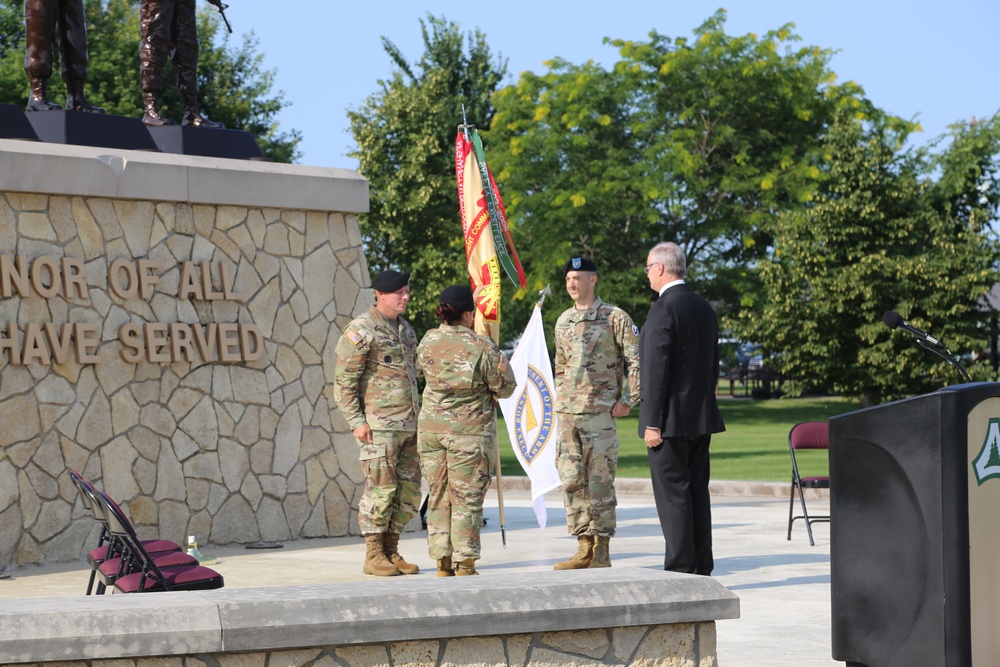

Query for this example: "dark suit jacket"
[638,283,725,438]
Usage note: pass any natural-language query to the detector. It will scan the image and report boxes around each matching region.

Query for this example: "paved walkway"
[0,482,836,666]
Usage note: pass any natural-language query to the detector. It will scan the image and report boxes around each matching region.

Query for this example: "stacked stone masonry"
[0,624,719,667]
[0,190,373,570]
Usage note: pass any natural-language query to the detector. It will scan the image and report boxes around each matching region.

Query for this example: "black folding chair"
[69,470,109,595]
[95,491,224,593]
[786,421,831,546]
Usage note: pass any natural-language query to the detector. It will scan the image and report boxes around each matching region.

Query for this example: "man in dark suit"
[638,242,725,575]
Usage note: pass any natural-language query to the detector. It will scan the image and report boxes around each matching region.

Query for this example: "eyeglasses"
[644,262,661,274]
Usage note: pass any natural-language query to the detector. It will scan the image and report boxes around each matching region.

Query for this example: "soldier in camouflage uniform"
[416,285,516,577]
[333,270,421,577]
[553,257,640,570]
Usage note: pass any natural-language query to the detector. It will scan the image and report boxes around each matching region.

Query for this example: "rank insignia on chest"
[384,355,392,364]
[347,330,362,344]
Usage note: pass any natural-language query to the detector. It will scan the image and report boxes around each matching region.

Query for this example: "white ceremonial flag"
[498,304,561,528]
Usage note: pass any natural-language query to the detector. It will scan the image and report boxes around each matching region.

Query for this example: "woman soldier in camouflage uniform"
[416,285,516,576]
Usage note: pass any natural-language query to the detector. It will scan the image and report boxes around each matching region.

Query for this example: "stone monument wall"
[0,625,720,667]
[0,139,371,570]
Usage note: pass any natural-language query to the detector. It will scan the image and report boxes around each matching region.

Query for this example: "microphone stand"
[916,338,972,384]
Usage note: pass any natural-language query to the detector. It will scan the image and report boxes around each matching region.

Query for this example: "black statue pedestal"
[26,110,158,151]
[0,104,40,141]
[147,125,264,160]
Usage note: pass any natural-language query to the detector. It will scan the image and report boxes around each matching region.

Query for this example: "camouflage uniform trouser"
[418,431,493,561]
[556,411,619,537]
[357,430,420,535]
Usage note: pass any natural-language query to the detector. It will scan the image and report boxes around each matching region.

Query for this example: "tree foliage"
[347,14,507,334]
[740,110,1000,403]
[0,1,20,61]
[487,9,867,330]
[0,0,300,162]
[488,59,648,330]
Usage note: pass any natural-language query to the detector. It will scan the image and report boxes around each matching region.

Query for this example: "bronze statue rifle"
[206,0,232,33]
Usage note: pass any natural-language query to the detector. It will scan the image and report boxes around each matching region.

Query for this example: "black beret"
[439,285,475,312]
[562,257,597,276]
[372,270,410,292]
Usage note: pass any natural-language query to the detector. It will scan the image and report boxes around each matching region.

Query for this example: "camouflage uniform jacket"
[416,324,517,436]
[333,306,419,432]
[554,297,640,414]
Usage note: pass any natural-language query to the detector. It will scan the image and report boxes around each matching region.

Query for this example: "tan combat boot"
[589,535,611,568]
[437,556,455,577]
[383,532,419,574]
[554,535,595,570]
[363,534,400,576]
[455,558,478,576]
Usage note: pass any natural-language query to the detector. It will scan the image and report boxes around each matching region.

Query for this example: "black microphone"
[882,311,943,347]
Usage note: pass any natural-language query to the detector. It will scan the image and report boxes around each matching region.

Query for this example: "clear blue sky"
[231,0,999,169]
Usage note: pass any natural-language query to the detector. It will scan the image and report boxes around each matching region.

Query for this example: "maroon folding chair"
[786,421,831,546]
[71,472,182,594]
[95,547,199,592]
[95,491,224,593]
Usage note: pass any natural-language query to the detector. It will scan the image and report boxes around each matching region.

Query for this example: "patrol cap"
[372,270,410,292]
[439,285,475,312]
[563,257,597,276]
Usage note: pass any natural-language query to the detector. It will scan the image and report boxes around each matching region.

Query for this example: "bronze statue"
[24,0,104,113]
[139,0,223,128]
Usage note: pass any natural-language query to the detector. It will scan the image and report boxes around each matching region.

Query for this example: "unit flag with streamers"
[455,123,525,342]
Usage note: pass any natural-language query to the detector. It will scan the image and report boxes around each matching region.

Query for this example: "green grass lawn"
[497,396,860,482]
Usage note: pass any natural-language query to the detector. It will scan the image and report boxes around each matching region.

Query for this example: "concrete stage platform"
[0,481,834,666]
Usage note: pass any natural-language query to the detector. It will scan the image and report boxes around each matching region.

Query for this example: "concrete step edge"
[492,476,830,500]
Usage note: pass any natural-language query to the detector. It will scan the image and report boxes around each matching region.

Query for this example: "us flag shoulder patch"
[347,330,363,344]
[499,354,509,371]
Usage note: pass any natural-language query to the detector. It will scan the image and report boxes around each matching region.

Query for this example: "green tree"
[488,10,867,330]
[741,110,1000,404]
[489,59,648,331]
[0,0,20,61]
[927,115,1000,237]
[0,0,25,105]
[347,14,507,334]
[0,0,300,162]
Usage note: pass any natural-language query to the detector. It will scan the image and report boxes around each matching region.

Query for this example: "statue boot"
[436,556,455,577]
[176,60,223,129]
[26,78,61,112]
[142,92,175,126]
[454,558,478,576]
[589,535,611,568]
[65,83,105,114]
[383,532,419,574]
[182,107,224,129]
[553,535,594,570]
[362,534,400,577]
